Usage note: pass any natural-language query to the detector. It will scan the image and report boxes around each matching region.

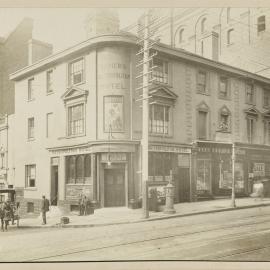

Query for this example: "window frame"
[151,58,169,85]
[201,18,207,34]
[25,164,36,188]
[257,15,266,33]
[67,102,85,137]
[28,117,35,140]
[196,70,209,95]
[218,76,230,100]
[263,89,270,108]
[28,77,34,101]
[46,112,53,138]
[68,57,85,86]
[179,28,184,43]
[149,103,171,136]
[246,116,256,144]
[245,83,255,105]
[227,28,234,45]
[46,69,54,94]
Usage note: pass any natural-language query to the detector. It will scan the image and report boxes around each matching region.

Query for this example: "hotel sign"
[149,145,191,154]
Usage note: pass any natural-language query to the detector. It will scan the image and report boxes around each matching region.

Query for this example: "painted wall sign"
[101,153,127,162]
[253,163,265,177]
[50,146,92,155]
[149,145,191,154]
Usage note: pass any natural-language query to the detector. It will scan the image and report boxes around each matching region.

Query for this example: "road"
[1,206,270,261]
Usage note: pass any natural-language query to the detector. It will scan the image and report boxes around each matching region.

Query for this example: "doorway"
[51,165,59,206]
[104,168,125,207]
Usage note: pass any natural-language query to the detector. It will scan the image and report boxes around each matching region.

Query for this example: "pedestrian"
[81,195,86,216]
[78,193,83,216]
[41,195,50,225]
[3,201,12,231]
[0,203,4,232]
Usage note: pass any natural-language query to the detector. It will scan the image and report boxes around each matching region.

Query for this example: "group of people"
[0,199,17,232]
[78,194,92,216]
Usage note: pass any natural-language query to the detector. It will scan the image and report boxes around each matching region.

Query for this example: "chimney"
[84,8,120,39]
[28,39,53,65]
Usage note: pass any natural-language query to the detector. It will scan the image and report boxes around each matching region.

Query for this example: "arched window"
[227,28,234,45]
[218,106,231,132]
[76,155,84,183]
[201,18,207,33]
[179,28,184,43]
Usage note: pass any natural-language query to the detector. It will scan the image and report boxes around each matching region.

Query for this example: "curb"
[18,202,270,229]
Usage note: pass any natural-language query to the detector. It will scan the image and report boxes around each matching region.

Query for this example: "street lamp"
[107,124,112,167]
[231,143,236,208]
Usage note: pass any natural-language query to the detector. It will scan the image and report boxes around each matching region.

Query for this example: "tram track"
[27,212,270,261]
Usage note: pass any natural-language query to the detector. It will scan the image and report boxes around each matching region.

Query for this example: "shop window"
[148,152,175,181]
[69,58,84,85]
[263,89,270,108]
[25,164,36,188]
[46,70,53,94]
[68,103,84,136]
[247,117,255,144]
[227,29,234,45]
[28,117,35,140]
[245,83,255,105]
[218,159,232,190]
[149,104,170,135]
[196,70,208,94]
[104,96,124,132]
[66,154,91,184]
[27,202,34,213]
[151,58,169,84]
[219,76,229,99]
[218,106,231,132]
[197,159,211,194]
[28,78,34,101]
[257,16,266,33]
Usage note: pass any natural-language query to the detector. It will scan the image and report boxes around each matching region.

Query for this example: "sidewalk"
[18,197,270,229]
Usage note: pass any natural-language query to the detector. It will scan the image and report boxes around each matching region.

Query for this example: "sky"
[0,8,145,52]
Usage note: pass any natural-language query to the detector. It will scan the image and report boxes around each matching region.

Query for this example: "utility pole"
[231,143,236,208]
[136,9,158,219]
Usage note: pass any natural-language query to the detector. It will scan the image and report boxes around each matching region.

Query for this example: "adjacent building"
[148,8,270,78]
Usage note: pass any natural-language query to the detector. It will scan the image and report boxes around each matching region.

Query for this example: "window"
[46,113,53,138]
[201,18,206,33]
[66,154,91,184]
[104,96,124,132]
[218,106,231,132]
[28,117,34,140]
[25,165,36,188]
[246,83,255,104]
[149,104,170,135]
[179,29,184,43]
[46,70,53,93]
[69,58,84,85]
[257,16,266,33]
[201,41,204,56]
[197,159,211,193]
[28,78,34,100]
[197,70,207,93]
[151,58,169,84]
[27,202,34,213]
[219,76,229,98]
[227,29,234,45]
[198,111,208,139]
[68,104,84,136]
[264,121,270,144]
[227,8,231,23]
[263,89,270,107]
[247,117,255,143]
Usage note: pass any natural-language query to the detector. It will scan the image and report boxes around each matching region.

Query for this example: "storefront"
[195,142,246,200]
[148,143,192,203]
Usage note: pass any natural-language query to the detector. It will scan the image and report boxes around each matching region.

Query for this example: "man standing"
[41,195,50,225]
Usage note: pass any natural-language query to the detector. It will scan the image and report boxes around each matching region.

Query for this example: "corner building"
[10,31,270,215]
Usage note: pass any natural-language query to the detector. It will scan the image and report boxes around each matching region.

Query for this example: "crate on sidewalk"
[60,216,70,224]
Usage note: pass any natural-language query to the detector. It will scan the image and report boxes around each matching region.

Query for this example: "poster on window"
[219,170,232,189]
[104,96,123,132]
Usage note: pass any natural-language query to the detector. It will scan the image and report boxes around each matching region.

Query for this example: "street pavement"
[16,197,270,228]
[2,205,270,261]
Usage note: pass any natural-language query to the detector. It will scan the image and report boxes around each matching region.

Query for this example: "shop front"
[148,143,192,203]
[195,142,246,200]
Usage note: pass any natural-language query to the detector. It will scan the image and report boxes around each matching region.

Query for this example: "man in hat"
[41,195,50,225]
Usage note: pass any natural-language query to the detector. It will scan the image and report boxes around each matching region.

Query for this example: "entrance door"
[177,168,190,202]
[104,168,125,207]
[51,166,59,206]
